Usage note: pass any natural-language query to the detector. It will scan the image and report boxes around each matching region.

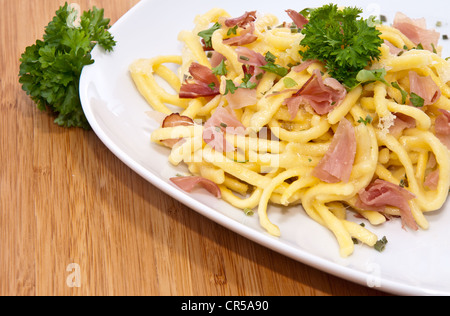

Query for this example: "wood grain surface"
[0,0,389,296]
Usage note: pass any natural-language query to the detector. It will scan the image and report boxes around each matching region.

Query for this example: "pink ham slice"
[436,109,450,134]
[160,113,195,148]
[202,106,246,153]
[285,9,309,29]
[235,46,267,67]
[393,12,440,52]
[283,69,347,119]
[312,118,356,184]
[357,179,418,231]
[225,87,257,109]
[170,176,221,198]
[292,59,318,73]
[436,109,450,149]
[424,169,440,190]
[415,110,449,189]
[384,40,405,56]
[210,51,226,68]
[224,11,257,28]
[409,71,441,106]
[179,62,220,99]
[389,113,416,138]
[223,11,258,46]
[223,22,258,46]
[234,46,266,90]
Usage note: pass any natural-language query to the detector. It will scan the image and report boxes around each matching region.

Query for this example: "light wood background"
[0,0,389,296]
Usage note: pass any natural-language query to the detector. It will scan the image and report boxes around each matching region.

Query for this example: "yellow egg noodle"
[129,8,450,257]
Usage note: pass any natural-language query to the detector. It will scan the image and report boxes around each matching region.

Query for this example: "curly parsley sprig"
[299,4,383,89]
[19,2,116,129]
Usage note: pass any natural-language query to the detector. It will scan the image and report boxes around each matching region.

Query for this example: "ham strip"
[224,11,257,28]
[393,12,440,52]
[225,87,257,109]
[436,109,450,149]
[223,22,258,46]
[312,118,356,183]
[235,46,266,67]
[161,113,194,148]
[283,69,347,118]
[292,59,318,73]
[357,179,418,231]
[203,106,246,153]
[235,46,266,86]
[424,169,439,190]
[384,40,405,56]
[409,71,441,106]
[285,9,309,29]
[179,62,220,99]
[210,51,226,68]
[222,11,258,46]
[435,109,450,134]
[170,176,221,198]
[389,113,416,138]
[437,134,450,149]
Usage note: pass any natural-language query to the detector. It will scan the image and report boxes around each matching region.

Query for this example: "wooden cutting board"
[0,0,388,296]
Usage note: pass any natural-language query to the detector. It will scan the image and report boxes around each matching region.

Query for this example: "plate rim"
[79,0,450,296]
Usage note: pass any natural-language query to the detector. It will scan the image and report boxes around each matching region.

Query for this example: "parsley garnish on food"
[283,77,297,88]
[299,4,383,89]
[358,115,373,126]
[391,82,409,104]
[224,79,238,95]
[227,25,238,36]
[212,59,228,76]
[18,3,116,130]
[410,92,425,107]
[239,74,257,89]
[198,22,221,48]
[356,69,388,86]
[259,51,289,77]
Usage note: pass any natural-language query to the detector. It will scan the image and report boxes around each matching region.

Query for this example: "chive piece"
[431,43,437,54]
[399,177,408,188]
[358,115,373,126]
[374,236,388,252]
[227,25,238,36]
[243,208,254,216]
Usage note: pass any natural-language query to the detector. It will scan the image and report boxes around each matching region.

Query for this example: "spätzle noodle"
[130,8,450,257]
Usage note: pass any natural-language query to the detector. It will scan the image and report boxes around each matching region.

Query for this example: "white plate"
[79,0,450,296]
